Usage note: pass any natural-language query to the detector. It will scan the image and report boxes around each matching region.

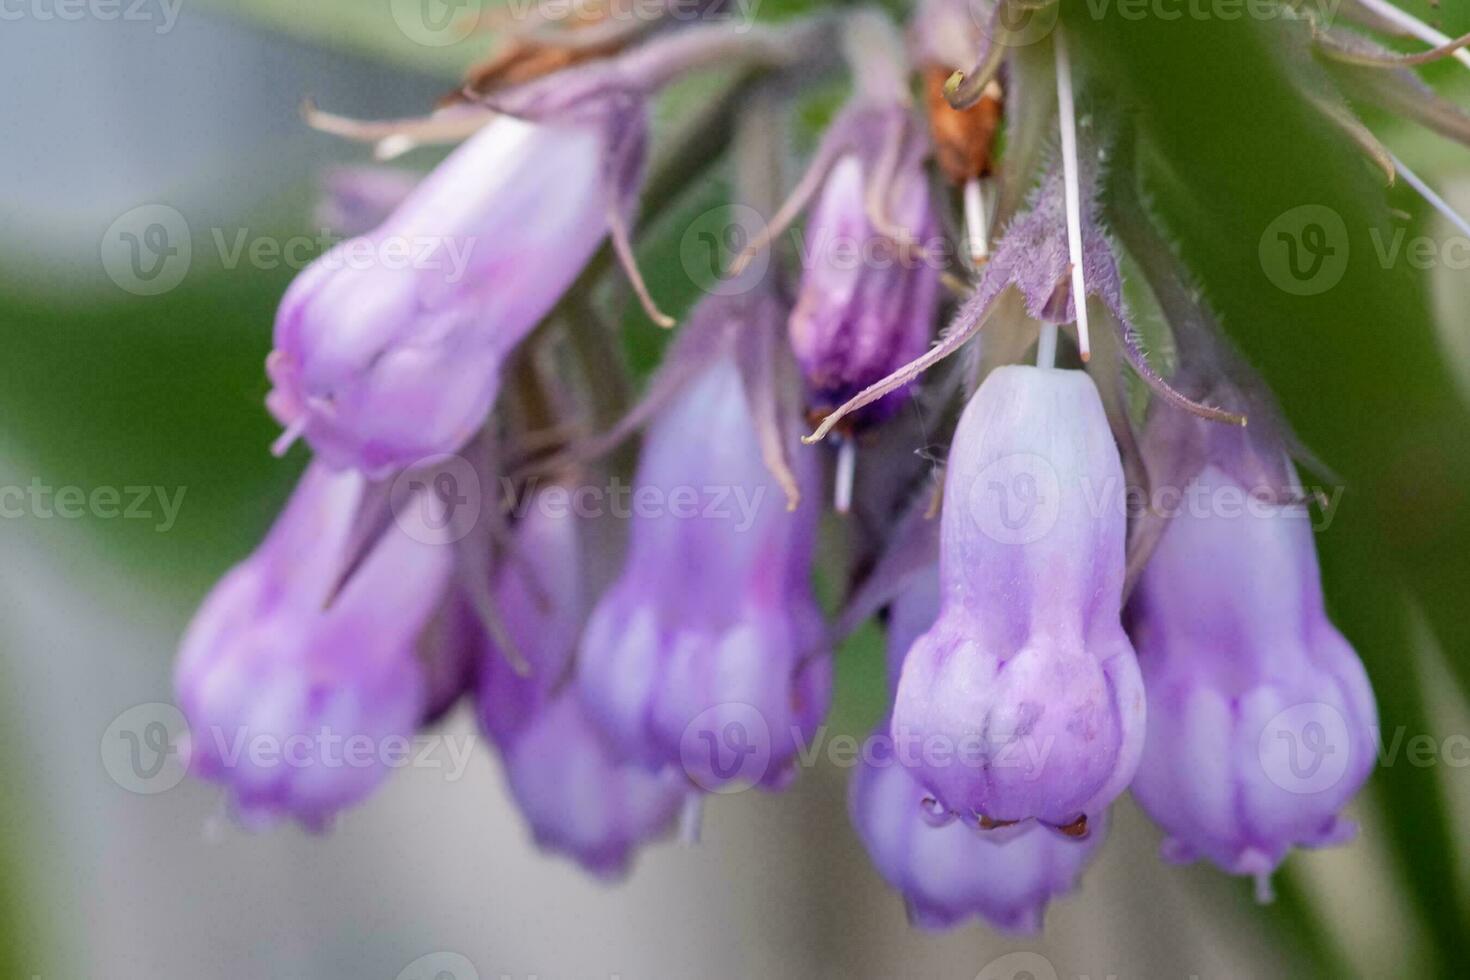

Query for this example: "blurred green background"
[1,1,1468,977]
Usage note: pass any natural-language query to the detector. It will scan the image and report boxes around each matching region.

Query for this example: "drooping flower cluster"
[172,0,1470,930]
[1126,377,1380,901]
[849,540,1108,933]
[576,339,831,794]
[890,365,1146,835]
[175,463,456,830]
[476,492,689,877]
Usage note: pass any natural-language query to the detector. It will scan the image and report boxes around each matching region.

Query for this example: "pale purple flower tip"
[416,591,481,727]
[174,463,454,830]
[908,0,991,71]
[494,694,687,880]
[576,355,831,792]
[1129,417,1378,894]
[477,495,685,878]
[268,108,641,476]
[852,754,1109,933]
[789,147,939,426]
[853,551,1108,934]
[314,166,420,239]
[891,365,1145,830]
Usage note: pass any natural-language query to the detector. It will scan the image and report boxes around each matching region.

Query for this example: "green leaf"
[1072,6,1470,968]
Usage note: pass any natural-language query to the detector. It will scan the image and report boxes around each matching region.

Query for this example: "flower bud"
[1128,413,1378,897]
[789,147,939,427]
[314,166,419,239]
[174,463,453,829]
[477,495,685,878]
[268,108,639,476]
[891,365,1145,831]
[577,355,831,791]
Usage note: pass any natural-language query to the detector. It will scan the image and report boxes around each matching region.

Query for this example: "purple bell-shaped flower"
[268,103,640,476]
[269,20,836,476]
[787,114,939,429]
[890,364,1145,833]
[576,352,831,793]
[851,555,1108,933]
[1128,394,1378,900]
[477,493,686,879]
[174,463,454,829]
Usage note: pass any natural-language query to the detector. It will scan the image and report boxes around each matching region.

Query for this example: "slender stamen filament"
[1354,0,1470,71]
[964,177,991,265]
[300,99,493,160]
[1036,321,1059,370]
[270,416,307,458]
[834,437,857,514]
[1391,152,1470,239]
[1054,26,1092,363]
[679,793,705,845]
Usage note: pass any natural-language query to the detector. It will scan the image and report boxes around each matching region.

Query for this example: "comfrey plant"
[173,0,1470,933]
[848,523,1109,932]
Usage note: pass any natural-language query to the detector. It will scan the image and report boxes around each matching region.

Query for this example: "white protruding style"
[964,177,990,265]
[1054,27,1091,362]
[1392,152,1470,240]
[834,437,857,514]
